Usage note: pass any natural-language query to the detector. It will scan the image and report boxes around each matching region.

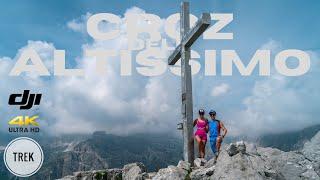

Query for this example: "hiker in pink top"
[193,109,209,158]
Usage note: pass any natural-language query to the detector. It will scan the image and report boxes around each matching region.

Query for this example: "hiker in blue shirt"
[208,110,228,160]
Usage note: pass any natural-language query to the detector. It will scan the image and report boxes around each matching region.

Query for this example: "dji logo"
[8,90,42,110]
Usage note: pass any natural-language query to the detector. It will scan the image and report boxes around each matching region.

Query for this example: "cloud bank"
[1,7,319,138]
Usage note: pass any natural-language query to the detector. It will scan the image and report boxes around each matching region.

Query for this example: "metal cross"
[168,2,211,164]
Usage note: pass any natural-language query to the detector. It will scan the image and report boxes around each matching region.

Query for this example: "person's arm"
[205,119,209,133]
[193,119,198,127]
[220,121,228,138]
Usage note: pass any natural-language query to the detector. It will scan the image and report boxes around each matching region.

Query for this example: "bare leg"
[199,142,203,158]
[199,142,202,158]
[202,140,207,158]
[200,142,204,158]
[195,136,202,158]
[216,136,222,155]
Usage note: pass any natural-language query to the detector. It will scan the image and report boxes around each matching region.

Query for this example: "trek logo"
[13,152,34,162]
[8,90,42,110]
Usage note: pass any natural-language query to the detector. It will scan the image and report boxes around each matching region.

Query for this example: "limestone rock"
[226,143,238,156]
[58,169,122,180]
[246,143,258,155]
[58,176,76,180]
[59,131,320,180]
[212,148,284,180]
[122,162,146,180]
[194,158,207,167]
[103,169,122,180]
[258,146,319,180]
[227,141,247,157]
[236,141,246,154]
[177,160,191,172]
[302,131,320,177]
[204,158,216,168]
[144,172,157,179]
[189,166,215,180]
[152,165,187,180]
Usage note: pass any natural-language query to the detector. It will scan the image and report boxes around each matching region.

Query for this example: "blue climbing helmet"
[209,110,216,116]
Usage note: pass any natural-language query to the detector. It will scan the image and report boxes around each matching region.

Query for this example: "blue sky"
[0,0,319,136]
[1,0,319,58]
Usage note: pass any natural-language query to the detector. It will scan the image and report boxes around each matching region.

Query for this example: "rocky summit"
[59,131,320,180]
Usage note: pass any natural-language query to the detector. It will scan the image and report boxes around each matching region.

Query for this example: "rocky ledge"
[58,131,320,180]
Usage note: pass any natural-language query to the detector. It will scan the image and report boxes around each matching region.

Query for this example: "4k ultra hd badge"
[3,137,44,177]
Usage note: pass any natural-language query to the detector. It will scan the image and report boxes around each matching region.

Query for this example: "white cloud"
[211,83,230,97]
[260,39,282,51]
[0,7,177,135]
[67,13,92,33]
[2,13,319,139]
[225,40,320,137]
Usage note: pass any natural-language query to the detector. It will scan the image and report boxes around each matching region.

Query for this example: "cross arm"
[168,13,211,66]
[168,44,182,65]
[183,13,211,48]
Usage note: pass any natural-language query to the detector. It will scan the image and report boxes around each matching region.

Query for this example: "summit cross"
[167,2,211,164]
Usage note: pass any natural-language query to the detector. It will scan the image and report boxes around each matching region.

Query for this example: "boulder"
[58,176,76,180]
[189,166,215,180]
[236,141,246,154]
[226,143,238,156]
[301,169,319,179]
[122,162,146,180]
[226,141,247,157]
[194,158,207,167]
[204,158,216,168]
[58,169,122,180]
[103,169,122,180]
[152,165,187,180]
[246,143,258,155]
[177,160,191,172]
[302,131,320,177]
[258,147,319,180]
[143,172,157,179]
[212,149,284,180]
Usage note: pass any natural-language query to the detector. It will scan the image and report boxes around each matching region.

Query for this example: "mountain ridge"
[60,131,320,180]
[0,125,319,179]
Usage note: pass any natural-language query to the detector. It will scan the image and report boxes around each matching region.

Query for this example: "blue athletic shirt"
[208,120,220,138]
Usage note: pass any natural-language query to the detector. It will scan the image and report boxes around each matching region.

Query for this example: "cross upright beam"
[180,1,194,164]
[167,2,211,164]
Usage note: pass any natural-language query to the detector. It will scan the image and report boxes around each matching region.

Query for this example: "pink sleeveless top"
[196,118,207,131]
